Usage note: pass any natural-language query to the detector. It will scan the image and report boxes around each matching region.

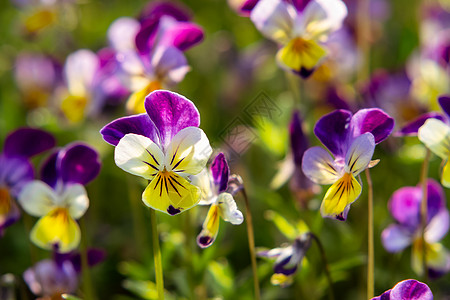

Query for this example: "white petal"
[218,193,243,225]
[296,0,347,40]
[65,50,98,97]
[152,46,190,85]
[302,147,341,184]
[425,209,449,243]
[418,118,450,159]
[115,134,164,180]
[107,17,140,52]
[250,0,296,44]
[190,168,216,205]
[344,133,375,176]
[270,154,295,190]
[18,181,58,217]
[62,184,89,220]
[165,127,213,175]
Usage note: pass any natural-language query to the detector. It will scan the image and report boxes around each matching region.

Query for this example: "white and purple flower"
[18,143,101,253]
[0,128,55,236]
[100,90,212,216]
[371,279,433,300]
[302,109,394,220]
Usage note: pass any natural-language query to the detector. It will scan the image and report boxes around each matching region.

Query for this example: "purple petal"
[59,144,101,185]
[135,19,159,56]
[0,155,34,197]
[290,110,309,166]
[314,109,352,158]
[390,279,433,300]
[239,0,260,16]
[0,194,21,234]
[289,0,311,12]
[4,128,55,158]
[139,1,191,23]
[100,113,160,146]
[158,21,204,51]
[438,95,450,119]
[151,46,189,84]
[381,224,413,253]
[371,289,391,300]
[425,179,446,222]
[395,112,446,137]
[56,248,106,274]
[388,186,421,229]
[210,153,230,193]
[350,108,394,144]
[144,90,200,148]
[40,152,59,189]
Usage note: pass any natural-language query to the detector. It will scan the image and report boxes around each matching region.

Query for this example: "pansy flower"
[382,179,450,278]
[18,143,101,253]
[258,232,312,287]
[0,128,55,235]
[250,0,347,78]
[108,2,203,114]
[302,109,394,220]
[100,90,212,216]
[192,153,243,248]
[60,49,128,123]
[371,279,433,300]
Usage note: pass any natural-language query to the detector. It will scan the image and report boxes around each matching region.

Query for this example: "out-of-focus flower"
[382,179,450,278]
[302,109,394,220]
[14,53,61,109]
[228,0,259,16]
[417,96,450,187]
[18,143,101,253]
[271,111,318,205]
[250,0,347,78]
[192,153,243,248]
[0,128,55,235]
[60,49,129,123]
[100,90,212,216]
[107,1,203,114]
[371,279,433,300]
[258,232,312,287]
[24,248,105,299]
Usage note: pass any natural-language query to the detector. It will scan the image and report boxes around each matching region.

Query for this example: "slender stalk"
[310,233,335,300]
[420,149,431,282]
[80,218,96,300]
[150,208,164,300]
[365,168,374,299]
[240,187,261,300]
[356,0,371,82]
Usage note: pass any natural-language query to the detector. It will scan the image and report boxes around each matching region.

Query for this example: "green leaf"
[264,210,298,240]
[62,294,83,300]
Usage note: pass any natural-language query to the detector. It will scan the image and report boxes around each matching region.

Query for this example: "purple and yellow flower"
[382,179,450,278]
[418,96,450,188]
[107,2,203,114]
[0,128,55,235]
[100,90,212,216]
[258,232,312,287]
[302,109,394,220]
[371,279,433,300]
[192,153,243,248]
[250,0,347,78]
[18,143,101,253]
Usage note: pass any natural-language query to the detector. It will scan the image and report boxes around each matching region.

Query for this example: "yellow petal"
[30,208,81,253]
[276,38,326,74]
[126,81,162,114]
[441,159,450,188]
[320,172,362,220]
[0,187,12,216]
[270,273,293,287]
[197,204,220,248]
[24,9,57,34]
[142,171,200,215]
[412,239,448,276]
[61,94,88,123]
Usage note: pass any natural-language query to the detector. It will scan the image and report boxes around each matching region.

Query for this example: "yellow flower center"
[126,81,162,114]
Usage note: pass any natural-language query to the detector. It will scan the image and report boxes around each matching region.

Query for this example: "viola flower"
[381,179,450,278]
[192,153,243,248]
[18,143,101,253]
[258,232,312,287]
[271,111,318,205]
[100,90,212,216]
[302,109,394,220]
[250,0,347,78]
[417,96,450,187]
[61,49,128,123]
[371,279,433,300]
[108,2,203,114]
[0,128,55,235]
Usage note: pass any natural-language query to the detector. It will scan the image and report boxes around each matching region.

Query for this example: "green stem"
[150,208,164,300]
[420,149,431,282]
[310,233,335,300]
[365,168,374,299]
[240,187,261,300]
[80,218,96,300]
